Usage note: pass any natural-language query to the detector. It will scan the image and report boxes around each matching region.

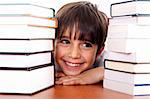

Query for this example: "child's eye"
[60,39,70,44]
[82,42,93,48]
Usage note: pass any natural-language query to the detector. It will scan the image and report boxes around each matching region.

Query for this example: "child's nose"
[68,45,81,59]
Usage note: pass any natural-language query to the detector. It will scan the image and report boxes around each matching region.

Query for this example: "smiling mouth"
[65,61,82,67]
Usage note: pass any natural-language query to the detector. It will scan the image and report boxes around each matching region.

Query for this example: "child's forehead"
[58,24,95,42]
[61,28,81,40]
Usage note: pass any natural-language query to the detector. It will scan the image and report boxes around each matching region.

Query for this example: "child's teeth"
[66,62,80,67]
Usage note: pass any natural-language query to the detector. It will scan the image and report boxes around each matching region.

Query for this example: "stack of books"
[0,2,57,94]
[103,0,150,96]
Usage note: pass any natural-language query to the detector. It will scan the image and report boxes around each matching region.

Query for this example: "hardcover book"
[108,24,150,38]
[107,38,150,53]
[0,39,53,53]
[0,51,52,67]
[105,59,150,73]
[0,15,58,28]
[0,4,54,18]
[110,0,150,17]
[105,69,150,84]
[109,15,150,25]
[0,0,55,8]
[105,51,150,63]
[104,79,150,96]
[0,64,54,94]
[0,25,55,39]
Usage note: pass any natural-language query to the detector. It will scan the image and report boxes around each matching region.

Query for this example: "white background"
[49,0,126,18]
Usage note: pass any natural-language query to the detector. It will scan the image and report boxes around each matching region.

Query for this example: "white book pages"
[0,25,55,39]
[0,65,54,94]
[0,52,51,67]
[105,51,150,63]
[104,79,150,96]
[105,69,150,84]
[0,15,57,28]
[108,24,150,39]
[0,4,54,18]
[0,0,54,8]
[109,15,150,25]
[0,39,53,53]
[107,38,150,53]
[111,1,150,17]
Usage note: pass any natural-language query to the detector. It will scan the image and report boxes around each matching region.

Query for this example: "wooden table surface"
[0,82,150,99]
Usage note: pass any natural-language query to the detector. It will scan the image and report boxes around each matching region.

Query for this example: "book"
[108,24,150,38]
[107,38,150,53]
[0,39,53,53]
[0,0,55,8]
[104,79,150,96]
[110,0,150,17]
[0,25,55,39]
[105,51,150,63]
[109,15,150,25]
[104,69,150,84]
[0,63,54,94]
[0,15,58,28]
[0,4,54,18]
[0,51,52,68]
[104,59,150,73]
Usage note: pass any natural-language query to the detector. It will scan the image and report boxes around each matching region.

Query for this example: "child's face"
[54,28,98,76]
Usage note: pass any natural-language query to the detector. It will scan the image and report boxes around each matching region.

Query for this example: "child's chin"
[64,70,81,76]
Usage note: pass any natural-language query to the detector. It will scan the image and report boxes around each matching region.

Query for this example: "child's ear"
[96,46,104,58]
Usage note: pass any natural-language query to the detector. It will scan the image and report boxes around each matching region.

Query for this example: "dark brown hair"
[56,1,109,54]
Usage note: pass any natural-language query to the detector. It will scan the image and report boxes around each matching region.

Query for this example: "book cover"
[0,63,54,94]
[0,4,55,18]
[0,51,52,67]
[0,25,55,39]
[110,0,150,17]
[0,15,58,28]
[0,39,53,53]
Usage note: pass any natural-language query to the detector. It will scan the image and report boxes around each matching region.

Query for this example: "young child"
[54,1,109,85]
